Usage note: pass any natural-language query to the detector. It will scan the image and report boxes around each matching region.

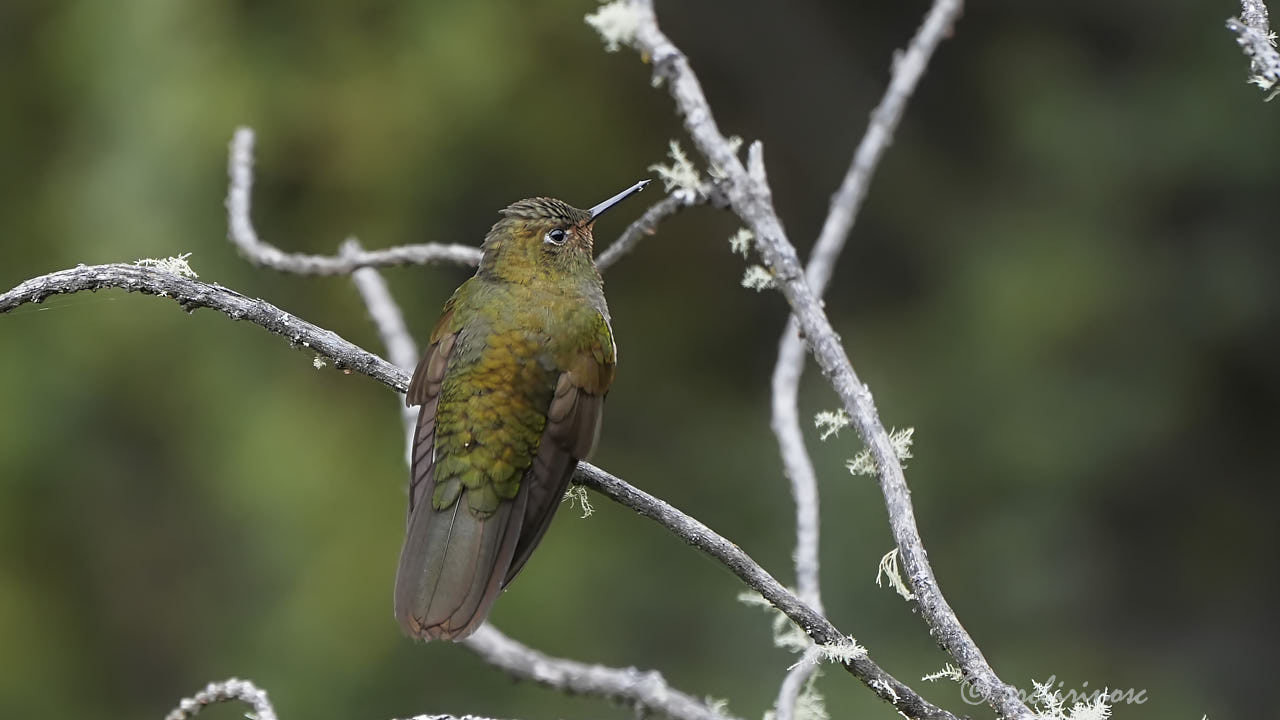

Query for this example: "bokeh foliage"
[1,1,1276,718]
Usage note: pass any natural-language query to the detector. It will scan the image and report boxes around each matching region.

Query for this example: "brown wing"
[403,316,453,514]
[395,299,528,641]
[502,333,616,585]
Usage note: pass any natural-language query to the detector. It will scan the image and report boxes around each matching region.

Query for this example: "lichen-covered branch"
[609,1,1031,718]
[0,263,408,391]
[228,127,689,276]
[575,464,956,720]
[164,678,277,720]
[1226,0,1280,95]
[227,127,482,273]
[770,2,963,718]
[464,625,741,720]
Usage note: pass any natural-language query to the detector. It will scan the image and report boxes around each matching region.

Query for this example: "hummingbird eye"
[544,228,568,246]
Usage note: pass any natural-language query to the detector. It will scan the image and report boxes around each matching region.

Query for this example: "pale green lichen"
[562,484,594,518]
[736,591,864,664]
[649,141,706,197]
[134,252,198,278]
[1029,679,1112,720]
[875,547,915,601]
[846,427,914,477]
[741,265,776,292]
[585,1,642,52]
[922,663,964,684]
[813,409,850,441]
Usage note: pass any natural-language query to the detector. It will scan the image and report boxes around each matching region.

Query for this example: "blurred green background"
[1,1,1276,718]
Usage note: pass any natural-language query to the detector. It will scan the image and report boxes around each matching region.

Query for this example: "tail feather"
[394,483,528,641]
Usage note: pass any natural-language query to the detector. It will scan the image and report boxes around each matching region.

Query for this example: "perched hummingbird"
[394,180,649,641]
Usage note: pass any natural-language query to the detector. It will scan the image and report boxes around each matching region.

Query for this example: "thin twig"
[465,625,741,720]
[345,237,420,462]
[0,263,408,390]
[228,127,690,276]
[773,646,824,720]
[618,2,1031,718]
[596,192,700,270]
[163,678,277,720]
[226,127,482,274]
[1,260,956,720]
[344,239,418,371]
[810,0,961,296]
[771,2,963,719]
[769,330,824,720]
[1227,0,1280,95]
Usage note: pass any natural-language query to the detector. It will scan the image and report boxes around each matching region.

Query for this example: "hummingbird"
[394,180,649,641]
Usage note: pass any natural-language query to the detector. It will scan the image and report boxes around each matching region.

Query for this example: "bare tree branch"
[770,3,962,718]
[0,263,409,391]
[1226,1,1280,96]
[227,127,482,273]
[810,0,961,296]
[228,127,691,276]
[612,2,1033,718]
[769,328,824,720]
[1,260,956,720]
[464,625,741,720]
[345,237,421,466]
[575,464,956,720]
[345,239,421,373]
[164,678,277,720]
[596,191,704,270]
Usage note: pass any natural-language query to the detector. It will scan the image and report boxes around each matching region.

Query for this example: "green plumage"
[394,186,643,642]
[430,277,608,515]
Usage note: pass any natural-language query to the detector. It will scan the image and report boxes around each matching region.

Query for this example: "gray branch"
[769,323,824,720]
[620,1,1033,718]
[163,678,277,720]
[0,263,408,391]
[574,463,956,720]
[228,127,688,276]
[596,191,702,270]
[0,260,953,720]
[771,2,963,718]
[1227,1,1280,95]
[227,127,482,273]
[345,238,421,463]
[464,625,741,720]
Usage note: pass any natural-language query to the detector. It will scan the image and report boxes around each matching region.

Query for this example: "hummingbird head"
[478,180,649,287]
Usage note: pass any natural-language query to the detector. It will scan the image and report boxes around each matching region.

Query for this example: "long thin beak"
[588,179,651,220]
